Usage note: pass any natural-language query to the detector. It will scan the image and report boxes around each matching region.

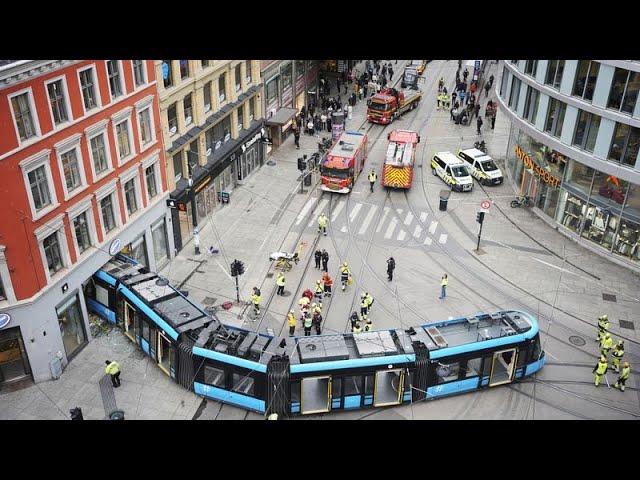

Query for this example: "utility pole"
[230,259,245,303]
[475,211,485,251]
[186,150,199,229]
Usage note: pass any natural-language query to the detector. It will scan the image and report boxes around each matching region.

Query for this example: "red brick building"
[0,60,173,384]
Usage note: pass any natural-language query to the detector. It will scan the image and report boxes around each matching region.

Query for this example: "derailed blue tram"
[86,254,544,416]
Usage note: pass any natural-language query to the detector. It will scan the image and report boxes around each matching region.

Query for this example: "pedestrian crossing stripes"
[307,198,329,227]
[358,205,378,235]
[385,217,398,239]
[376,207,390,233]
[439,233,448,244]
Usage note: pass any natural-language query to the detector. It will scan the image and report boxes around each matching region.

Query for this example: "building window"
[608,123,640,167]
[132,60,146,87]
[522,86,540,124]
[151,219,169,266]
[115,119,132,159]
[101,195,117,233]
[0,278,5,301]
[57,295,87,359]
[222,115,231,142]
[572,60,600,102]
[162,60,173,88]
[167,103,178,134]
[219,73,226,102]
[508,77,521,108]
[607,68,640,114]
[60,149,82,193]
[572,110,601,152]
[499,66,508,98]
[90,132,110,176]
[246,60,252,83]
[544,98,566,137]
[266,77,278,105]
[47,79,69,125]
[235,64,242,91]
[237,104,244,130]
[10,91,38,141]
[203,82,212,112]
[145,164,158,199]
[295,60,305,79]
[544,60,565,89]
[184,94,193,125]
[201,60,209,68]
[173,151,183,181]
[282,63,293,90]
[107,60,123,98]
[179,60,189,79]
[79,67,99,111]
[43,232,63,275]
[138,107,153,147]
[249,96,255,120]
[524,60,537,77]
[124,178,138,216]
[28,165,52,211]
[73,212,91,253]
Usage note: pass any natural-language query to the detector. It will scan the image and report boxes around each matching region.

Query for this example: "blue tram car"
[87,255,545,416]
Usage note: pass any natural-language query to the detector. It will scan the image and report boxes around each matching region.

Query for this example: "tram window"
[516,347,529,367]
[291,381,301,403]
[332,379,342,397]
[204,366,225,387]
[436,362,460,383]
[95,283,109,306]
[464,358,482,378]
[343,376,362,396]
[232,373,255,396]
[364,375,374,395]
[141,319,150,343]
[531,335,542,360]
[481,356,493,376]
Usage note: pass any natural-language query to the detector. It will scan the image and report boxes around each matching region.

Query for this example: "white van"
[431,152,473,192]
[456,148,504,186]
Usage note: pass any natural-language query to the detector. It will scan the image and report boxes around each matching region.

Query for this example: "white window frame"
[119,164,143,222]
[66,196,97,260]
[135,95,156,153]
[111,107,136,165]
[105,60,124,101]
[44,75,73,129]
[85,119,113,182]
[8,87,41,146]
[34,214,71,284]
[95,179,121,239]
[142,151,162,203]
[131,60,148,89]
[54,133,88,201]
[0,246,17,304]
[76,64,102,115]
[20,149,59,221]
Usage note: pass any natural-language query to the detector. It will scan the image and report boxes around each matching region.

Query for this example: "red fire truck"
[367,87,422,125]
[320,131,369,193]
[382,130,420,189]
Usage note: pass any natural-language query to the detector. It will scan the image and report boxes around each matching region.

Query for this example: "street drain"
[569,335,586,346]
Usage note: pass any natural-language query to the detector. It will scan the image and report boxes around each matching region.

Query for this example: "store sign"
[0,313,10,329]
[241,131,263,152]
[514,144,561,188]
[109,238,122,256]
[195,175,212,194]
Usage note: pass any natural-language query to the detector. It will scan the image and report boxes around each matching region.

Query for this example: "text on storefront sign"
[514,144,561,188]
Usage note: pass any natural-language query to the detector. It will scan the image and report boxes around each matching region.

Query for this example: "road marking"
[424,236,432,245]
[420,212,428,223]
[331,200,345,221]
[340,226,348,233]
[376,207,390,233]
[428,221,438,234]
[385,217,398,239]
[544,350,558,360]
[358,205,378,235]
[438,233,448,244]
[349,202,363,223]
[395,208,403,217]
[403,212,414,225]
[295,197,315,225]
[412,225,422,237]
[308,198,329,227]
[397,230,407,241]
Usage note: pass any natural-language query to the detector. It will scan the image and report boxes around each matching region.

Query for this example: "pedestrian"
[307,119,314,136]
[294,129,300,149]
[439,273,448,299]
[251,288,262,315]
[105,360,121,388]
[600,332,613,358]
[365,292,374,314]
[593,356,608,387]
[287,310,296,336]
[360,293,369,320]
[321,249,329,272]
[389,67,394,81]
[340,262,351,291]
[476,116,483,135]
[304,314,313,336]
[491,112,496,130]
[597,314,610,341]
[463,68,469,81]
[368,169,377,192]
[484,81,491,97]
[322,271,333,296]
[611,340,625,373]
[614,362,631,391]
[318,213,328,236]
[313,311,322,335]
[352,323,362,333]
[314,280,324,304]
[451,91,457,106]
[473,102,480,120]
[350,311,360,330]
[387,256,395,281]
[276,272,285,295]
[314,248,322,269]
[489,74,494,88]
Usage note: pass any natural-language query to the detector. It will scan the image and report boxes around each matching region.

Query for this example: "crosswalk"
[295,197,451,246]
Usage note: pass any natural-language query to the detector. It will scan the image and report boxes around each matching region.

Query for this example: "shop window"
[0,328,31,382]
[607,68,640,114]
[499,66,508,98]
[540,184,560,219]
[564,159,594,195]
[608,123,640,167]
[162,60,173,88]
[592,171,629,211]
[581,204,618,250]
[558,191,588,233]
[57,295,87,358]
[572,110,601,152]
[151,218,169,266]
[204,365,225,387]
[613,218,640,262]
[232,373,254,396]
[623,183,640,221]
[544,60,565,89]
[572,60,599,102]
[522,86,539,124]
[524,60,537,77]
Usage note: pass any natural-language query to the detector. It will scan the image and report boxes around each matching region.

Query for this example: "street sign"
[166,199,177,208]
[480,200,491,211]
[109,238,121,256]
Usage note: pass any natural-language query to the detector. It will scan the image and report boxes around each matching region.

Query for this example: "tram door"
[300,376,332,414]
[157,332,172,376]
[373,369,405,407]
[123,301,137,343]
[489,348,517,386]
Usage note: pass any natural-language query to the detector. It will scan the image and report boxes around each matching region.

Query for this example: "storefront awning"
[264,107,298,126]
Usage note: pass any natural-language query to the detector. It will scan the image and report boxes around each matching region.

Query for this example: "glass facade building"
[497,60,640,268]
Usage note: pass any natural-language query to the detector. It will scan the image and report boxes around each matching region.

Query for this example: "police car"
[431,152,473,192]
[456,148,504,186]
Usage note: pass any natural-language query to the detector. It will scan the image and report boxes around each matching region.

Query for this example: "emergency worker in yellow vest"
[251,288,262,315]
[593,356,608,387]
[368,170,377,192]
[597,314,609,341]
[287,311,296,336]
[600,332,613,358]
[611,341,624,373]
[614,362,631,392]
[105,360,121,388]
[276,273,286,296]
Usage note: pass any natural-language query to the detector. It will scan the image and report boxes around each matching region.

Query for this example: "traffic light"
[476,211,485,224]
[231,259,245,277]
[297,157,306,171]
[230,260,237,277]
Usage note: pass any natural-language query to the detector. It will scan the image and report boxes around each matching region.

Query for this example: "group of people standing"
[592,314,630,391]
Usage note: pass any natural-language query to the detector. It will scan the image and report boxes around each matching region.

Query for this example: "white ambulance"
[431,152,473,192]
[456,148,504,186]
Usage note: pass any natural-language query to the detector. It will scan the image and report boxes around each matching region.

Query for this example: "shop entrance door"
[0,328,31,383]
